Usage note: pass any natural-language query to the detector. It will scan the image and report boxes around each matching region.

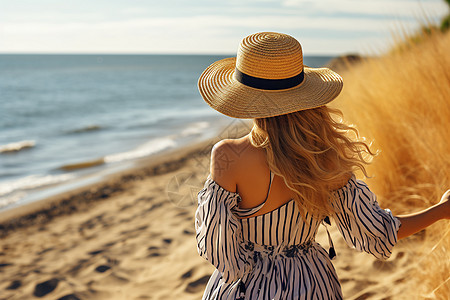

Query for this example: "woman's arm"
[396,190,450,240]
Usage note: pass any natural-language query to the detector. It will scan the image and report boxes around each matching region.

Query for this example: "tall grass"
[332,29,450,298]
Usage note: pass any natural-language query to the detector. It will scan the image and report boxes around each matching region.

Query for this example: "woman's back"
[197,145,401,298]
[211,135,350,218]
[211,135,295,217]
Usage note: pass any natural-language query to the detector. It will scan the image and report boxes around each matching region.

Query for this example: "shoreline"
[0,120,252,235]
[0,127,225,299]
[0,138,212,233]
[0,117,227,215]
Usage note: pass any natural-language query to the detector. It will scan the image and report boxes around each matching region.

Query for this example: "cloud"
[282,0,446,16]
[0,14,411,54]
[0,0,447,54]
[2,14,419,35]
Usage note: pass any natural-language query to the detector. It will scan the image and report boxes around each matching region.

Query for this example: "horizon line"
[0,52,348,57]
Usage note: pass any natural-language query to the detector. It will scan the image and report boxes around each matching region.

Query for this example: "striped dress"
[195,173,401,299]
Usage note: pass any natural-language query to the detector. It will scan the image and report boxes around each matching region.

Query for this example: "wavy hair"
[249,106,376,218]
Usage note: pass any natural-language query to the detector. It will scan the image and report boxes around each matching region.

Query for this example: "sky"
[0,0,448,55]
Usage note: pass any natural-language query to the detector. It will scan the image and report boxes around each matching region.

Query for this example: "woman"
[195,32,449,299]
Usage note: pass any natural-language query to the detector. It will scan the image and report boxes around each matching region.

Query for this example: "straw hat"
[198,32,343,119]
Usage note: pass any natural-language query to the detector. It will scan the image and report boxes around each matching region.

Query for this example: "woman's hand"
[438,189,450,219]
[396,189,449,239]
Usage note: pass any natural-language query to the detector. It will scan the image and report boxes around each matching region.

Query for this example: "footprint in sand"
[185,275,210,293]
[146,239,172,257]
[95,265,111,273]
[37,247,54,255]
[6,280,21,290]
[148,249,162,257]
[183,229,195,235]
[148,253,161,257]
[33,278,59,297]
[339,278,351,284]
[181,268,194,279]
[80,214,105,230]
[106,257,120,266]
[103,241,116,248]
[395,277,405,284]
[57,294,81,300]
[88,249,104,255]
[0,263,13,268]
[176,210,190,217]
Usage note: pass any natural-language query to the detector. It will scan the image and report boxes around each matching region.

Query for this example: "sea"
[0,54,334,212]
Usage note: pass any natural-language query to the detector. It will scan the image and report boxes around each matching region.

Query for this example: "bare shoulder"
[212,137,249,157]
[210,135,254,192]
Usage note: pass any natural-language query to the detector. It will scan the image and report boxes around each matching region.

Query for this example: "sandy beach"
[0,122,423,300]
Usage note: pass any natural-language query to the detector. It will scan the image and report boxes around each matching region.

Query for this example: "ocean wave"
[104,137,176,163]
[181,121,210,137]
[59,136,178,170]
[0,173,75,197]
[0,140,36,154]
[0,192,27,209]
[67,125,102,134]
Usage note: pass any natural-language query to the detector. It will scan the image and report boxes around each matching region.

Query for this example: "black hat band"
[234,68,304,90]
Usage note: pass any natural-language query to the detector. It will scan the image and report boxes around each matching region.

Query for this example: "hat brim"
[198,57,343,119]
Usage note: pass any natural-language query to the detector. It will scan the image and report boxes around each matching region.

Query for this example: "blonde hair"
[249,106,375,218]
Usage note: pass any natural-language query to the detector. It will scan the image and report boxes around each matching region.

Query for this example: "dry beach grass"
[332,28,450,299]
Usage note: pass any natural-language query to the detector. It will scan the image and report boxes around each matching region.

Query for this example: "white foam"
[0,173,75,197]
[0,140,36,153]
[104,137,177,163]
[181,121,210,137]
[0,192,27,209]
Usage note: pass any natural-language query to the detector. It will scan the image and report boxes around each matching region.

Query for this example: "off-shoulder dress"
[195,172,401,299]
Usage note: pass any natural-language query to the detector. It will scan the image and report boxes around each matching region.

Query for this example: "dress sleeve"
[331,175,401,260]
[195,177,252,283]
